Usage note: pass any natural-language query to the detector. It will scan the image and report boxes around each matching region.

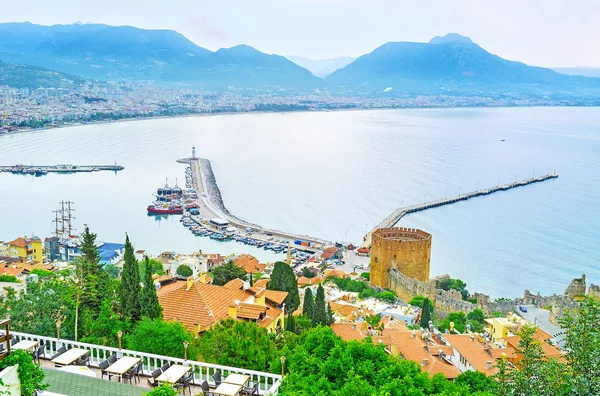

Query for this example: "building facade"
[6,236,43,263]
[370,227,432,287]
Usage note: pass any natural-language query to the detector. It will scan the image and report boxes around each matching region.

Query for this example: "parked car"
[519,305,528,313]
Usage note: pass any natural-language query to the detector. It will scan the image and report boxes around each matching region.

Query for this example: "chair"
[200,380,214,396]
[33,345,45,364]
[75,354,90,367]
[133,361,143,383]
[98,359,111,379]
[160,362,171,372]
[50,346,67,360]
[174,375,193,395]
[121,368,136,385]
[242,382,259,396]
[147,368,162,388]
[108,354,118,364]
[212,370,222,387]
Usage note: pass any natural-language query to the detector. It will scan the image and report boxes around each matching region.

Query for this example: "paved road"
[518,304,565,346]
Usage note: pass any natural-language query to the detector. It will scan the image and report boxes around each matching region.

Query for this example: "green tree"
[302,288,315,320]
[0,350,47,396]
[437,277,470,300]
[454,370,496,393]
[360,272,370,280]
[80,299,130,347]
[139,258,165,278]
[285,312,296,333]
[560,297,600,395]
[176,264,193,278]
[312,284,328,326]
[145,384,177,395]
[211,260,247,286]
[439,312,468,333]
[300,267,316,278]
[268,262,300,313]
[78,225,110,312]
[409,295,434,312]
[140,257,163,320]
[197,319,277,372]
[125,318,196,360]
[0,275,18,283]
[118,234,141,322]
[30,268,55,279]
[294,315,313,333]
[419,297,432,328]
[104,264,120,279]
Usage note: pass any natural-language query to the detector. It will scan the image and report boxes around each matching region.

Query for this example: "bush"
[125,318,197,360]
[30,269,55,278]
[146,384,177,395]
[176,264,193,278]
[0,275,18,283]
[409,295,434,312]
[0,350,47,396]
[360,272,370,280]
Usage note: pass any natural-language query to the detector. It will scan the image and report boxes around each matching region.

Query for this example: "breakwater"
[363,172,559,246]
[0,163,124,176]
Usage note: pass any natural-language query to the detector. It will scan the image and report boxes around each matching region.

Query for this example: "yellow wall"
[265,310,285,334]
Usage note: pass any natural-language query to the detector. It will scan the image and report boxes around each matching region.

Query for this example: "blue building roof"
[97,242,125,264]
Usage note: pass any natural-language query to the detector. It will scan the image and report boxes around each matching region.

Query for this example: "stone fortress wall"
[370,227,432,288]
[386,268,593,323]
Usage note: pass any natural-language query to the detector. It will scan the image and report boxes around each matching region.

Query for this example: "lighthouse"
[192,146,196,160]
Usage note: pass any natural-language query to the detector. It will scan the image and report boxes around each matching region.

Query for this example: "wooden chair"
[242,382,259,396]
[147,368,162,388]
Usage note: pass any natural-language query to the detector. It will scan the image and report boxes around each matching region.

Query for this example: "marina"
[0,163,124,176]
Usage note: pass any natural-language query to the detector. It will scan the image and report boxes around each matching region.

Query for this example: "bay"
[1,107,598,297]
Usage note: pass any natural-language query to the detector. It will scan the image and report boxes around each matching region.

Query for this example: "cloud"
[182,14,231,41]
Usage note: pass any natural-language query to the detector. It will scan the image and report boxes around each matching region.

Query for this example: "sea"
[1,107,599,298]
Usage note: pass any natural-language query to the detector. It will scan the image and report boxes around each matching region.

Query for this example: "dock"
[362,172,559,247]
[0,164,124,176]
[177,155,332,250]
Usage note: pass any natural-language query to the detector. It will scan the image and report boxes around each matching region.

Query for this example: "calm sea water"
[1,107,599,297]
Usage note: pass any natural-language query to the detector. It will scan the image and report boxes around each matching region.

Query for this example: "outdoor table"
[156,364,191,384]
[105,356,141,381]
[213,382,243,396]
[58,365,97,378]
[12,340,39,352]
[224,373,250,386]
[52,348,89,366]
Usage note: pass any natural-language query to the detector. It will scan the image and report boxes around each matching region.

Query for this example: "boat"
[147,203,183,215]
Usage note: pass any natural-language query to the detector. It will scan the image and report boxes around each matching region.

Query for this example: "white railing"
[12,331,282,395]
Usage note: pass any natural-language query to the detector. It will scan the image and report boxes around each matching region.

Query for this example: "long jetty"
[0,164,124,176]
[362,171,559,247]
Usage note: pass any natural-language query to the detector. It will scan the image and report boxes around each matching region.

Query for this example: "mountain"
[0,22,321,91]
[553,67,600,78]
[326,33,600,96]
[0,59,85,89]
[286,56,356,78]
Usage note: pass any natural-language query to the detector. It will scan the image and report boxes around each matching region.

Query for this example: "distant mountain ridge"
[0,22,321,91]
[286,56,356,78]
[0,59,85,89]
[553,67,600,78]
[327,33,600,96]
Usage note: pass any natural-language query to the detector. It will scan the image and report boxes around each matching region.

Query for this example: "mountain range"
[0,59,85,89]
[0,22,321,91]
[326,33,600,96]
[0,23,599,97]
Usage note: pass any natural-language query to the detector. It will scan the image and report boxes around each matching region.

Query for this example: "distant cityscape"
[2,82,599,133]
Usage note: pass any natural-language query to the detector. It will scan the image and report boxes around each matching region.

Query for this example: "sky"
[0,0,598,67]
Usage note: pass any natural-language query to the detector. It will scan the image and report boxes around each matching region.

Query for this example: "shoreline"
[3,103,600,139]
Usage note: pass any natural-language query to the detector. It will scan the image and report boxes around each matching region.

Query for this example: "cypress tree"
[285,312,296,333]
[79,225,109,313]
[303,288,315,320]
[268,262,300,313]
[140,256,162,320]
[326,302,335,325]
[419,297,431,329]
[118,234,141,322]
[313,284,327,326]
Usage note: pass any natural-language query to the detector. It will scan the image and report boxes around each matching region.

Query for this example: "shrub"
[0,350,47,396]
[146,384,177,395]
[176,264,193,277]
[0,275,18,283]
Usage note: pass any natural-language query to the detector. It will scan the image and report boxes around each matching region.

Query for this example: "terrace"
[9,331,282,395]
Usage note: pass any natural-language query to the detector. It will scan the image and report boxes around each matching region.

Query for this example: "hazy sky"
[1,0,598,67]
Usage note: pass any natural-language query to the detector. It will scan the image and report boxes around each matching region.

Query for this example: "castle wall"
[370,227,432,288]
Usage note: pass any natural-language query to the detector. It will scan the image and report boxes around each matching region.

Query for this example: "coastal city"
[1,1,600,395]
[1,82,598,133]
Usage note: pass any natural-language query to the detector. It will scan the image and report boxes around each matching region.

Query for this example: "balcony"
[11,331,282,395]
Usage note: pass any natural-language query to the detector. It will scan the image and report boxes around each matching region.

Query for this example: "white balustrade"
[12,331,282,395]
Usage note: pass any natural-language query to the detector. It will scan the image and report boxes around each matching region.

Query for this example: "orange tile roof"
[1,267,24,277]
[233,254,266,273]
[253,279,269,289]
[235,303,267,320]
[158,280,251,333]
[265,290,287,306]
[7,237,27,248]
[324,269,348,279]
[505,328,564,361]
[443,334,512,375]
[331,323,368,341]
[298,276,323,286]
[223,278,244,290]
[384,329,461,379]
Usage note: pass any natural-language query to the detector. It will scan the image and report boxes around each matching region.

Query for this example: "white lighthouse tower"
[192,146,196,160]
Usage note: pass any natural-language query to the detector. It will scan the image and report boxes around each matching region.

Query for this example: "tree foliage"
[312,284,328,326]
[409,295,435,311]
[80,299,130,347]
[118,234,141,322]
[140,257,163,320]
[139,258,165,278]
[125,318,197,360]
[437,277,470,300]
[302,288,315,320]
[0,350,47,396]
[211,260,247,286]
[145,384,177,396]
[268,262,300,313]
[176,264,193,278]
[419,297,432,328]
[78,225,109,313]
[197,319,277,373]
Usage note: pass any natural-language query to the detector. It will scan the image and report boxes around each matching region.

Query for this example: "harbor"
[362,171,559,247]
[0,163,124,176]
